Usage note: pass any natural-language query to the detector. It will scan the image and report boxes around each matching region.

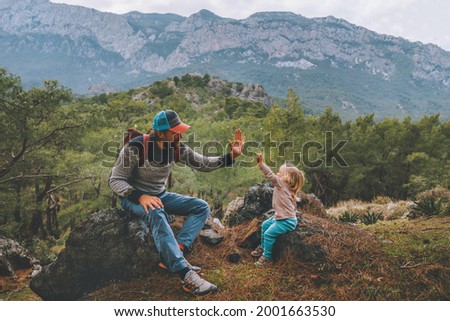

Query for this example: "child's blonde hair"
[281,163,305,202]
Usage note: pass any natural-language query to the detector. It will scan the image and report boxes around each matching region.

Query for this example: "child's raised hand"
[256,153,263,165]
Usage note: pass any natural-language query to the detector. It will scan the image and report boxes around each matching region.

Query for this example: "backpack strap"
[141,133,150,165]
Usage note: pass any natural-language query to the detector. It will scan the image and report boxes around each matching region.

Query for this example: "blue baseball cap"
[152,110,191,133]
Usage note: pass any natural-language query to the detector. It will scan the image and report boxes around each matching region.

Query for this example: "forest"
[1,68,449,263]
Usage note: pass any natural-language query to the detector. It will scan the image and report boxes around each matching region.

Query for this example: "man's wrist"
[128,189,145,203]
[223,153,235,166]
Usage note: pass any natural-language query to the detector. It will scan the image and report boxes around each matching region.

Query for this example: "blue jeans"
[260,216,298,260]
[120,192,210,273]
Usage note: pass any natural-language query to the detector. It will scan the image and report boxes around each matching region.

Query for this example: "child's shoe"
[251,245,264,257]
[254,255,272,266]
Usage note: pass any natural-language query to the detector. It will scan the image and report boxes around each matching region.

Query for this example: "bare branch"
[45,176,96,195]
[0,121,86,178]
[26,121,86,151]
[0,173,85,184]
[0,137,28,178]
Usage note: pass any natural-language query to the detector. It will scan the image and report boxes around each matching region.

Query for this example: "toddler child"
[252,153,305,266]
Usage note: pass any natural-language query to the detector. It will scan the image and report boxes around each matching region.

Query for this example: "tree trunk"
[13,183,21,222]
[46,193,60,238]
[30,177,52,238]
[30,209,47,239]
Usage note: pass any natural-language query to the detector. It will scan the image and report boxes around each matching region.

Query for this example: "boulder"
[224,182,328,226]
[0,236,41,278]
[273,226,326,261]
[222,196,244,226]
[227,253,240,263]
[237,210,326,262]
[199,229,224,246]
[29,208,159,300]
[226,182,274,226]
[203,216,225,230]
[297,192,329,218]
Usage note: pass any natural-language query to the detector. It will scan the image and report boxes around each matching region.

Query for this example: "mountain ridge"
[1,0,449,119]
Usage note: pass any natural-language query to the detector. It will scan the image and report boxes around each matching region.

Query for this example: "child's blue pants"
[260,216,297,259]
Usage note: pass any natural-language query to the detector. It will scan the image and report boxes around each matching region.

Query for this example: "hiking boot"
[251,245,264,257]
[159,261,202,272]
[255,255,272,266]
[182,270,218,296]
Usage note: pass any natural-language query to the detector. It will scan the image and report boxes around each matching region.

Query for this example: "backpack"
[123,128,150,166]
[122,128,175,187]
[111,128,176,208]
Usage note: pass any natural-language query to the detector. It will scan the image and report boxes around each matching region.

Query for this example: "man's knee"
[146,207,169,223]
[120,198,147,218]
[192,198,210,216]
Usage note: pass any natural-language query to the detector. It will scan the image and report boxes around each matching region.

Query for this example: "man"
[109,110,245,296]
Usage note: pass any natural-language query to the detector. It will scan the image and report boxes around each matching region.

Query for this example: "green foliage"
[1,68,449,262]
[179,74,209,88]
[28,237,59,264]
[338,211,359,223]
[360,211,384,225]
[411,198,450,217]
[149,81,174,98]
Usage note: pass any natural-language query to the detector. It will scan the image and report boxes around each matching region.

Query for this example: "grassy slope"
[2,214,447,301]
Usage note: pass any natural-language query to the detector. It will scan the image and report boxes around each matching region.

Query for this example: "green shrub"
[360,211,383,225]
[338,211,359,223]
[411,198,450,217]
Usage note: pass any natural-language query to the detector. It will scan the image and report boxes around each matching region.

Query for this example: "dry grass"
[3,215,448,301]
[89,214,450,301]
[416,187,450,202]
[327,199,413,220]
[0,269,41,301]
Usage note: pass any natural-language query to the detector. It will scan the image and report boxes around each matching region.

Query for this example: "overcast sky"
[50,0,450,51]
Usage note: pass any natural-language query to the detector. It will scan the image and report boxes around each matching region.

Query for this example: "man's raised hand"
[228,128,246,159]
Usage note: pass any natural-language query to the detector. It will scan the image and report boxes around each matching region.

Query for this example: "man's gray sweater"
[109,135,234,202]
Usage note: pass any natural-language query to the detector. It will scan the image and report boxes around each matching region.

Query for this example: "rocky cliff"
[1,0,449,118]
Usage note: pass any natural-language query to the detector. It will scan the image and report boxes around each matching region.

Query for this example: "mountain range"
[1,0,449,119]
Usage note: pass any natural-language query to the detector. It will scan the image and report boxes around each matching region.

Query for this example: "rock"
[222,182,327,262]
[226,182,274,226]
[236,213,326,263]
[273,229,326,262]
[238,83,272,107]
[203,216,225,230]
[227,253,240,263]
[402,211,419,219]
[87,83,115,95]
[225,182,327,226]
[29,208,159,300]
[199,229,224,246]
[0,236,41,277]
[297,192,328,218]
[223,197,245,226]
[213,218,224,229]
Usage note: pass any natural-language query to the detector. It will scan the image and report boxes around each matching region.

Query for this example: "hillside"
[2,212,448,300]
[0,69,448,301]
[1,0,449,119]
